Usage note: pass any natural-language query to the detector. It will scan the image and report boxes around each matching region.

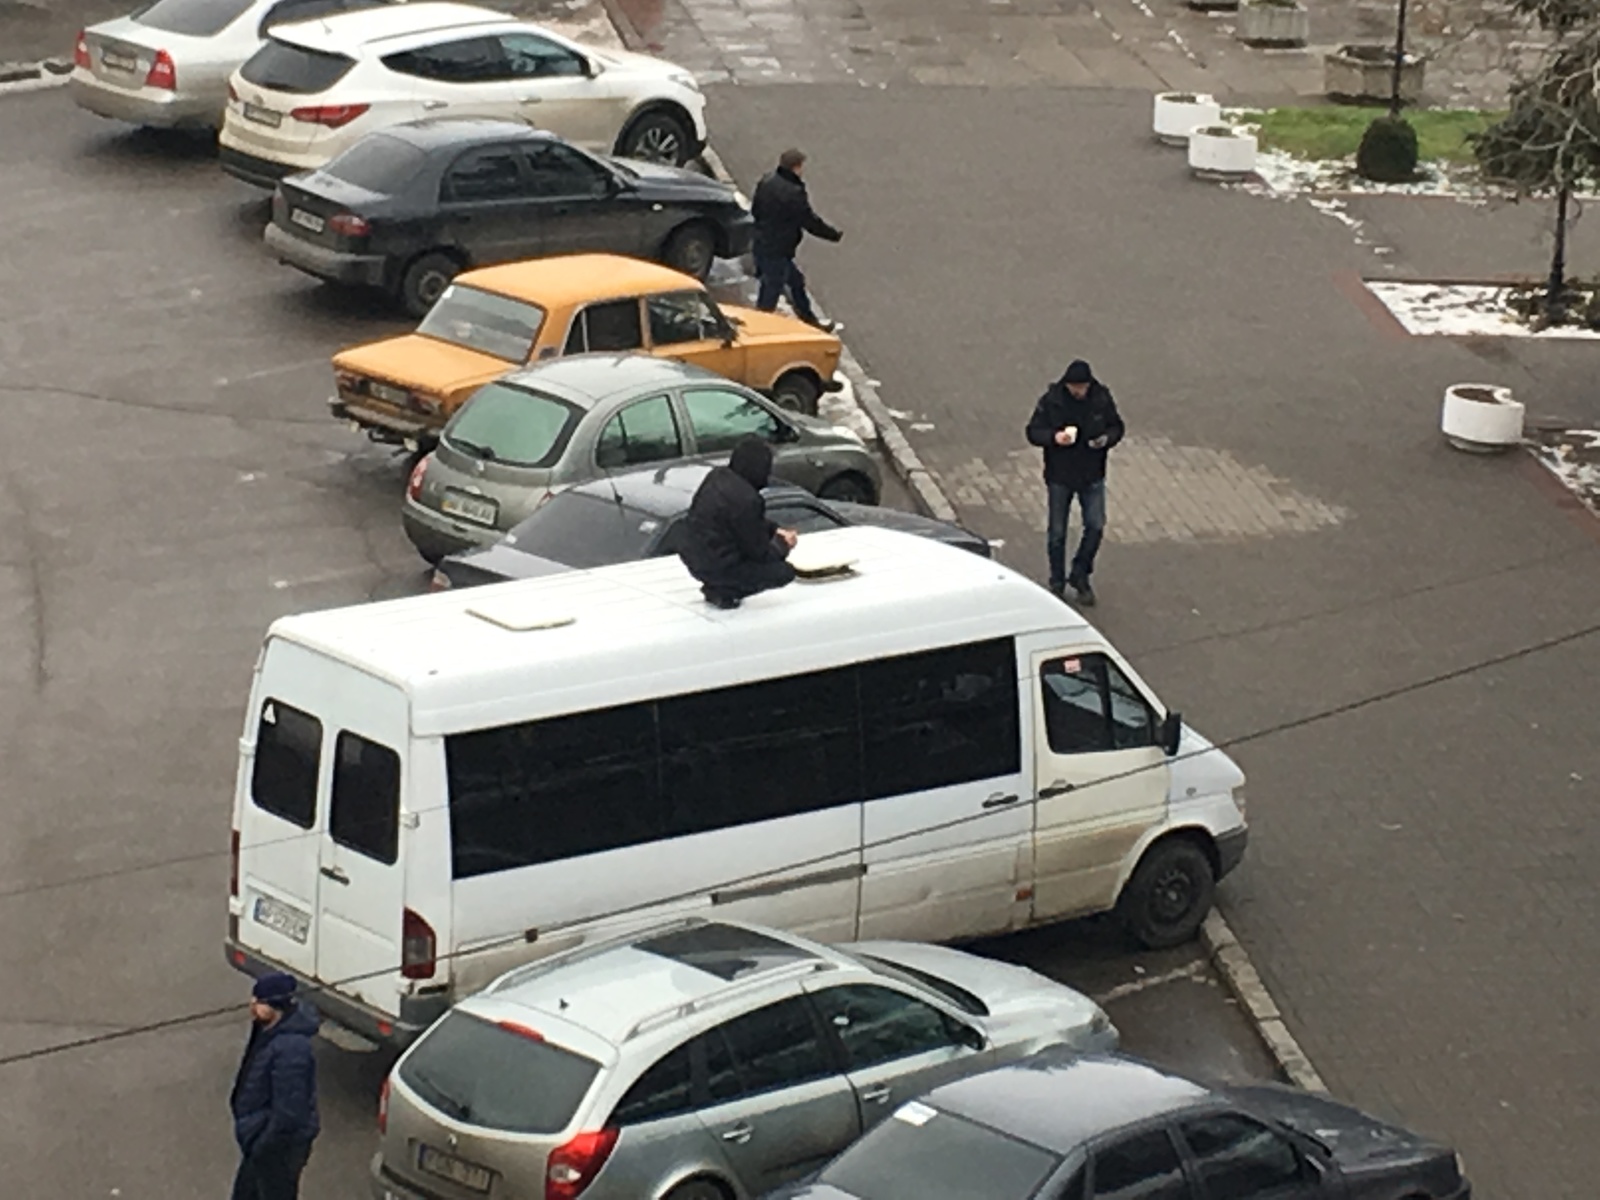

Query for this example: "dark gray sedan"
[264,119,752,315]
[769,1051,1470,1200]
[429,461,990,589]
[402,354,882,564]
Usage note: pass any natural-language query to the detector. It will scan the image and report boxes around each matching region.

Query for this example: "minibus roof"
[265,527,1094,735]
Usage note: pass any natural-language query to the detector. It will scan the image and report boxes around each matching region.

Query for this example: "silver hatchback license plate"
[441,490,498,526]
[252,894,310,944]
[101,50,138,73]
[290,208,325,233]
[242,102,282,128]
[417,1145,493,1192]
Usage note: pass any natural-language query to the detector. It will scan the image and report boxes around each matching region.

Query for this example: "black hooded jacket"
[679,438,790,581]
[1024,368,1126,489]
[751,166,843,260]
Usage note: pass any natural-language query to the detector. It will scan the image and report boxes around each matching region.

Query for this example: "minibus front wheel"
[1117,835,1217,950]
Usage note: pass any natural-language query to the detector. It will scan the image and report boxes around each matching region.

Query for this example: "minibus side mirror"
[1159,711,1183,757]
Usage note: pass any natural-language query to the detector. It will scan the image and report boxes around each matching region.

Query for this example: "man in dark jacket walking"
[230,973,320,1200]
[750,148,843,331]
[1024,359,1125,606]
[679,435,798,609]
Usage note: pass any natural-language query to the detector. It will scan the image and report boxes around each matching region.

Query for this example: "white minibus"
[225,526,1246,1045]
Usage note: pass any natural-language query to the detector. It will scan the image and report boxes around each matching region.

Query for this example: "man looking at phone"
[1024,359,1125,606]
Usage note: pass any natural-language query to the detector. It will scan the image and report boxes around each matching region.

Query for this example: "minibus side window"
[251,700,323,829]
[330,732,401,865]
[1040,655,1156,754]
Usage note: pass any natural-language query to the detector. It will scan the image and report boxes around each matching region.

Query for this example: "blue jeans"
[754,252,819,324]
[1046,479,1106,589]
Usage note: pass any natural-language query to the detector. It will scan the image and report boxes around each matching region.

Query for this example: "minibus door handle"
[320,865,350,886]
[981,792,1019,809]
[1040,781,1075,798]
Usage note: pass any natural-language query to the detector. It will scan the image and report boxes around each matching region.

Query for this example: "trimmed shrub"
[1356,115,1420,182]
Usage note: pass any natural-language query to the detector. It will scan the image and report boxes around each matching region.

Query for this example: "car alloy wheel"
[622,112,690,165]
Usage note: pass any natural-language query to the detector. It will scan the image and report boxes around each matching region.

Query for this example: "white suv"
[219,1,707,187]
[373,919,1117,1200]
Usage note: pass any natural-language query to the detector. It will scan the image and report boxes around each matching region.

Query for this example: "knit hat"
[1063,360,1093,384]
[252,972,298,1009]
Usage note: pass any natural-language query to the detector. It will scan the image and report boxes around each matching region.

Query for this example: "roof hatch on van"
[466,597,577,633]
[790,549,859,581]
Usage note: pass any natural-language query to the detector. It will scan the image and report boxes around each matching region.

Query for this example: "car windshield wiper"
[450,438,496,462]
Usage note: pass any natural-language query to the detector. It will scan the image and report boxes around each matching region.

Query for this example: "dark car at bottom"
[430,460,990,589]
[770,1051,1469,1200]
[264,119,752,315]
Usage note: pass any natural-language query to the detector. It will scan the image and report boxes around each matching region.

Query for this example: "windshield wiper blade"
[450,438,496,462]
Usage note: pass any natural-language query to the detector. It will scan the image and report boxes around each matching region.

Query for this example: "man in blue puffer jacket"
[230,973,321,1200]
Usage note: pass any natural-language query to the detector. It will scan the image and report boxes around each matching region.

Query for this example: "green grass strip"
[1235,105,1504,165]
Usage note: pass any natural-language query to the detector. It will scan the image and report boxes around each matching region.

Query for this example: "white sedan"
[71,0,392,131]
[218,1,707,187]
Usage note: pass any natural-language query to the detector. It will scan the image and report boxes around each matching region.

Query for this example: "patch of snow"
[1365,281,1600,339]
[1529,429,1600,516]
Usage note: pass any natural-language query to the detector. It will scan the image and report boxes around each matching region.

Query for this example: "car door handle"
[982,792,1019,809]
[720,1122,753,1144]
[861,1084,892,1105]
[1040,781,1075,798]
[320,865,350,885]
[518,94,543,104]
[422,100,447,110]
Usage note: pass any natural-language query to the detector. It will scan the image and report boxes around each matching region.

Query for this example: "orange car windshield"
[416,285,547,362]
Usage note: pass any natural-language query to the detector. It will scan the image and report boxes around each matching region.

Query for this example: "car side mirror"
[770,422,799,444]
[946,1017,985,1051]
[581,55,599,78]
[1159,711,1183,757]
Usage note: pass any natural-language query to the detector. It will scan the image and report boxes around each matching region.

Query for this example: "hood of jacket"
[728,436,774,489]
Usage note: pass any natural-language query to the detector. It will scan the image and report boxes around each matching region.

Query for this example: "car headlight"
[668,70,702,93]
[1232,787,1247,821]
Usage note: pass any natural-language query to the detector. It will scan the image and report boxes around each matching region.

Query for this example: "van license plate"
[242,102,282,128]
[417,1145,493,1192]
[252,895,310,944]
[290,208,325,233]
[441,490,498,526]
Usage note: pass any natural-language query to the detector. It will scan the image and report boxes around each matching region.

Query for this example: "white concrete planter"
[1188,125,1258,180]
[1324,44,1426,103]
[1153,91,1222,146]
[1441,383,1524,452]
[1237,0,1310,47]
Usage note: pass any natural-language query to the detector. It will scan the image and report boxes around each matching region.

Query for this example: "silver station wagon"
[401,355,882,564]
[371,919,1117,1200]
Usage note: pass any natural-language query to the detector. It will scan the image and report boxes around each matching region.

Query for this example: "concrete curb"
[1202,911,1327,1092]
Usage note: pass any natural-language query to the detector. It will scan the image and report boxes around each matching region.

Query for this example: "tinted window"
[810,985,959,1068]
[610,1043,693,1127]
[444,147,527,203]
[712,997,834,1098]
[416,285,546,362]
[251,700,321,828]
[595,395,682,469]
[321,134,427,193]
[849,953,988,1017]
[648,292,723,346]
[1179,1114,1303,1196]
[398,1012,600,1134]
[445,701,660,879]
[135,0,253,36]
[383,36,504,83]
[1041,654,1156,755]
[637,923,814,981]
[444,382,582,469]
[822,1107,1060,1200]
[859,639,1019,798]
[1092,1129,1188,1200]
[240,39,355,93]
[499,31,585,77]
[567,299,644,353]
[524,143,612,198]
[504,492,659,567]
[682,387,781,454]
[765,499,843,533]
[329,732,400,864]
[659,666,861,835]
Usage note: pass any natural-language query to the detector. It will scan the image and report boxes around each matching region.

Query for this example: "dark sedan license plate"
[101,50,138,72]
[441,490,498,527]
[290,208,325,233]
[242,102,282,128]
[417,1144,493,1192]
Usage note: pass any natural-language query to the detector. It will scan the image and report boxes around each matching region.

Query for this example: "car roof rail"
[485,915,711,995]
[621,958,840,1043]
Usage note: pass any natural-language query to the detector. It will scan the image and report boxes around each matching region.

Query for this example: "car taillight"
[229,828,240,898]
[227,81,238,102]
[290,103,369,128]
[378,1075,391,1135]
[327,213,371,237]
[401,907,436,979]
[406,455,430,501]
[145,49,176,90]
[546,1129,619,1200]
[73,30,90,70]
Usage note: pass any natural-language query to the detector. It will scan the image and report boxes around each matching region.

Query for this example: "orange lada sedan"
[329,254,844,449]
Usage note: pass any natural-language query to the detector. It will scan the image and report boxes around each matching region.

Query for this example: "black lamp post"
[1388,0,1410,117]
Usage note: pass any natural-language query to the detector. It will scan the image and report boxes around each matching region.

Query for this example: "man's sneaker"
[704,589,742,610]
[1047,582,1067,601]
[804,317,837,333]
[1070,578,1097,607]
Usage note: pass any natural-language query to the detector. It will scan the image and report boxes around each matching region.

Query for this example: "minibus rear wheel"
[1117,836,1216,950]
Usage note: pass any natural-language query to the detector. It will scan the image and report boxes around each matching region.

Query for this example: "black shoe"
[703,589,742,610]
[803,317,837,333]
[1070,578,1097,607]
[1048,582,1067,601]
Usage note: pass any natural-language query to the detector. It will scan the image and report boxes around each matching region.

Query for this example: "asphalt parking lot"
[0,87,1273,1196]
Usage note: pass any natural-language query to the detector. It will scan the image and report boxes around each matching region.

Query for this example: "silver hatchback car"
[371,919,1117,1200]
[401,354,883,564]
